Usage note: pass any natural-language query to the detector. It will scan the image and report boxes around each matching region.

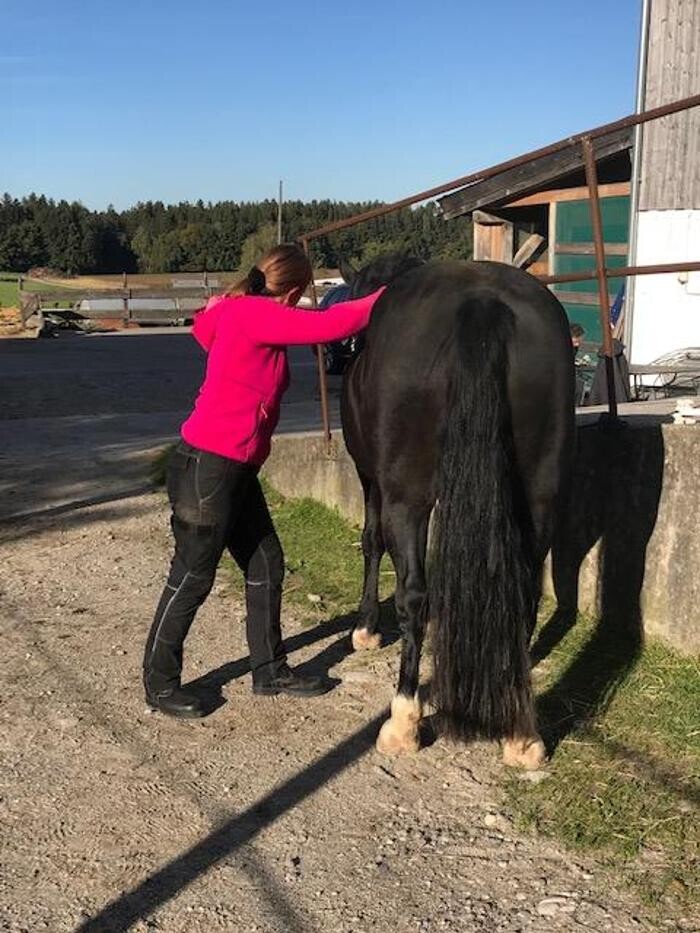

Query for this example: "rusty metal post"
[301,238,332,453]
[581,136,618,419]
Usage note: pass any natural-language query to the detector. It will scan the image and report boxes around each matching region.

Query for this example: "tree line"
[0,193,473,275]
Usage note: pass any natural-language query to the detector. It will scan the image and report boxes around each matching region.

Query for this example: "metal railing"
[299,93,700,445]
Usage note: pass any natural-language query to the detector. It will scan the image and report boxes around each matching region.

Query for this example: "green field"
[0,272,76,307]
[0,274,19,307]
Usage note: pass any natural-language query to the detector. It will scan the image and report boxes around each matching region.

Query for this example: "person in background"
[143,244,384,718]
[570,322,585,357]
[570,323,587,405]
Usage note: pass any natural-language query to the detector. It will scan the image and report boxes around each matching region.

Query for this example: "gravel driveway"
[0,493,657,932]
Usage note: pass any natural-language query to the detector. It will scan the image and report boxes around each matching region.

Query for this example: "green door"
[551,195,629,345]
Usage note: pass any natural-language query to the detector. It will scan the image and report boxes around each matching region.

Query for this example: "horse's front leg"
[376,503,430,755]
[352,477,385,651]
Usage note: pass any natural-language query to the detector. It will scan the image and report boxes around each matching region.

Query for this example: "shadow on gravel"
[77,711,387,932]
[18,612,327,933]
[189,596,400,696]
[0,486,157,543]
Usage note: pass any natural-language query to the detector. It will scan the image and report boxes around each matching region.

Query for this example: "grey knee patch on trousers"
[247,534,284,588]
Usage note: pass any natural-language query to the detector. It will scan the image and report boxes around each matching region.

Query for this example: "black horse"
[340,255,575,769]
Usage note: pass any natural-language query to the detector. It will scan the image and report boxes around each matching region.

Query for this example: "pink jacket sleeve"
[191,295,226,350]
[242,288,386,347]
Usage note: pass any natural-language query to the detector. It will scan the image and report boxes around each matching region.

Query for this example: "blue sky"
[1,0,642,210]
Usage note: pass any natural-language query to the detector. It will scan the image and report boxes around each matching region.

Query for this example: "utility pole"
[277,180,283,244]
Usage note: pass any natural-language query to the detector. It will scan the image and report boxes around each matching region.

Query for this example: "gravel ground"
[0,493,662,933]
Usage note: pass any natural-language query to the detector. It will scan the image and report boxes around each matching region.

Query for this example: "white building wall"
[630,209,700,363]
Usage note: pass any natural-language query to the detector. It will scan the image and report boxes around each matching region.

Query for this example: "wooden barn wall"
[639,0,700,211]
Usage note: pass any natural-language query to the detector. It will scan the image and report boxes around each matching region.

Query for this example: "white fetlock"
[502,735,547,770]
[375,694,422,756]
[352,627,383,651]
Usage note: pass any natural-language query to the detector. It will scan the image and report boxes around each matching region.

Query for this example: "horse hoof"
[352,627,383,651]
[375,695,422,756]
[376,718,420,756]
[502,736,547,770]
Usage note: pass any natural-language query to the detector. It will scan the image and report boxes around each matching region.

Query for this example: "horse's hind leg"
[500,514,550,771]
[376,502,430,755]
[502,445,562,770]
[352,477,385,651]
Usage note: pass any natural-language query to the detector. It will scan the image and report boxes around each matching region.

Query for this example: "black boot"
[145,682,208,719]
[252,663,332,697]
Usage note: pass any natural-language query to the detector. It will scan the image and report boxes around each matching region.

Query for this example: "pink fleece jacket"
[181,289,384,465]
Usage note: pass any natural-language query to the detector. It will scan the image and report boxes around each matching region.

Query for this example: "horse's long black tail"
[430,298,536,740]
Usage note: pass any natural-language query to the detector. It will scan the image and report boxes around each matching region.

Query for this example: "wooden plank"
[513,233,545,268]
[472,209,509,226]
[555,242,628,256]
[639,0,700,209]
[19,293,40,324]
[553,290,619,306]
[474,212,501,260]
[473,211,514,261]
[508,181,630,207]
[473,220,491,261]
[31,288,211,302]
[502,221,514,264]
[548,202,557,275]
[439,128,632,220]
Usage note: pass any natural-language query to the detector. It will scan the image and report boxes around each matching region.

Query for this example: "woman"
[143,244,383,718]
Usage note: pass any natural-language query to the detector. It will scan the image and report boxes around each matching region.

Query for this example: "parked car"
[317,283,362,375]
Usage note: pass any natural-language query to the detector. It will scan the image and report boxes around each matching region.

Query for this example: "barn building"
[437,0,699,359]
[626,0,700,364]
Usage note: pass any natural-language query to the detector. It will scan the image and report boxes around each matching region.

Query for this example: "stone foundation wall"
[263,421,699,655]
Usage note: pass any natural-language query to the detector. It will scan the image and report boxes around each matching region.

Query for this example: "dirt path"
[0,494,657,932]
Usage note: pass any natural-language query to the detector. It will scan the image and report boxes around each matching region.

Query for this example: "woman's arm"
[191,295,226,350]
[242,288,385,346]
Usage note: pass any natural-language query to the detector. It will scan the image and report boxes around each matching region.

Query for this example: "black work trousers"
[143,441,286,691]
